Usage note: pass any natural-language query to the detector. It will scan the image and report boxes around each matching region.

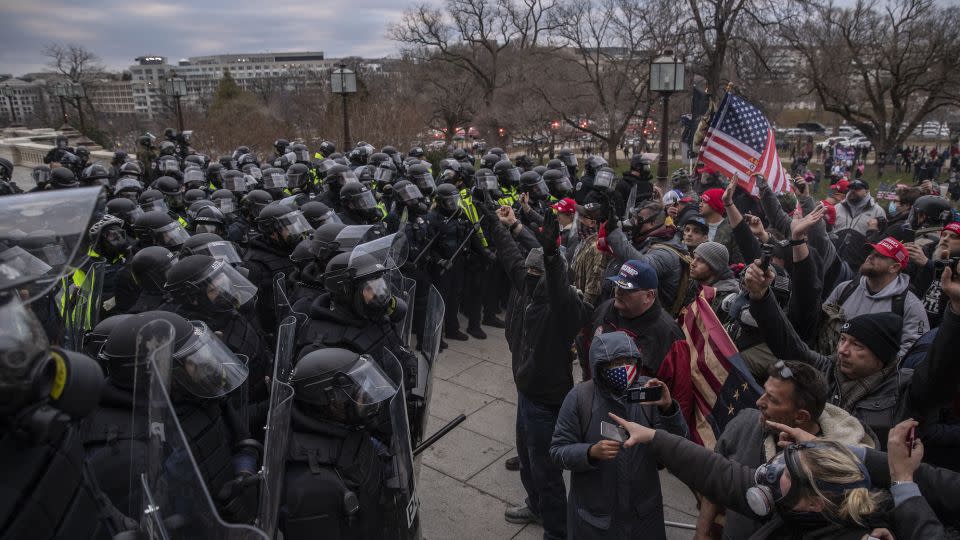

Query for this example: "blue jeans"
[516,392,567,540]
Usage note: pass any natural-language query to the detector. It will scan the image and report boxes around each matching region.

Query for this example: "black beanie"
[841,312,902,364]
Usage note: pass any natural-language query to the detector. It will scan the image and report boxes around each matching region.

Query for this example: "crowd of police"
[0,131,603,540]
[3,128,960,540]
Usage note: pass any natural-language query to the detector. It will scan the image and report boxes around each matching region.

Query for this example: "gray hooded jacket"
[550,331,688,540]
[825,274,929,358]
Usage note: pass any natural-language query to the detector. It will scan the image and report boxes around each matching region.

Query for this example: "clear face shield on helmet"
[395,183,423,204]
[0,246,53,290]
[245,166,263,181]
[502,167,521,185]
[560,153,578,167]
[475,173,499,192]
[212,197,236,215]
[594,168,617,191]
[322,354,398,423]
[222,175,248,193]
[275,210,314,243]
[439,194,460,213]
[32,168,51,185]
[171,321,249,398]
[264,171,289,190]
[373,166,395,184]
[140,198,169,214]
[191,259,258,311]
[317,159,336,175]
[525,178,551,199]
[550,176,574,195]
[191,240,242,264]
[183,168,204,186]
[160,159,180,173]
[349,189,378,211]
[413,172,436,194]
[340,170,359,184]
[153,221,190,250]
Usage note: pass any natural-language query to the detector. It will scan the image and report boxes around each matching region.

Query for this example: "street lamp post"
[53,83,70,127]
[0,86,17,125]
[71,83,86,134]
[649,51,685,192]
[165,72,187,132]
[331,64,357,149]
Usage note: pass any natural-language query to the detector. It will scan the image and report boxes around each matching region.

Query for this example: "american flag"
[679,287,763,448]
[699,93,792,196]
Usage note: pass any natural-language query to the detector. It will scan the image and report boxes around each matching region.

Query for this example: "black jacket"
[749,291,960,446]
[490,220,593,406]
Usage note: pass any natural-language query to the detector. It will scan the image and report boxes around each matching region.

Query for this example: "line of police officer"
[0,133,636,539]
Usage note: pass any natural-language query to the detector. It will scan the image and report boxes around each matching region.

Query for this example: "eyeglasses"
[773,360,794,380]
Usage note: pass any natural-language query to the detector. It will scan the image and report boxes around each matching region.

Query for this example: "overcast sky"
[0,0,417,76]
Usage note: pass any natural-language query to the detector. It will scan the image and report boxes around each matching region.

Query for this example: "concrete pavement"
[418,319,699,540]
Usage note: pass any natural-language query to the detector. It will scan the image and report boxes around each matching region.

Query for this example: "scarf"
[834,362,897,411]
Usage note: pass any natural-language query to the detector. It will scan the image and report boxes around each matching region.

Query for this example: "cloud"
[0,0,414,76]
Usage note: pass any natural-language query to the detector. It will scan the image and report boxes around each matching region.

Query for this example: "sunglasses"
[773,360,794,380]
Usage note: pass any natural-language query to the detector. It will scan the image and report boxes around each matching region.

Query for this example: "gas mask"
[746,442,872,521]
[598,362,637,394]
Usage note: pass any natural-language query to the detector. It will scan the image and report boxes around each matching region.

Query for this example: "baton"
[440,218,484,274]
[413,414,466,456]
[410,207,460,266]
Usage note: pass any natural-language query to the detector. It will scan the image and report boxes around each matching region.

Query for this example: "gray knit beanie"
[524,247,545,272]
[694,242,730,276]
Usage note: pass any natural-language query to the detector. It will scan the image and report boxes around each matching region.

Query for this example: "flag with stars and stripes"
[678,286,763,449]
[698,93,792,196]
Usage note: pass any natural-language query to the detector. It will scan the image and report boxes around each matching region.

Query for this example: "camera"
[626,385,663,403]
[934,257,960,279]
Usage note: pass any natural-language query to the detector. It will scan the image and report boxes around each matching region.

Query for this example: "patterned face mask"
[599,363,637,394]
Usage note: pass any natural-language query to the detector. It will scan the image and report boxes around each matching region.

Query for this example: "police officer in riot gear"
[339,182,383,225]
[105,197,144,235]
[0,293,130,539]
[288,222,348,308]
[301,201,341,230]
[425,183,487,342]
[244,202,313,332]
[126,246,176,314]
[543,168,574,200]
[133,210,190,251]
[89,310,261,524]
[574,154,607,203]
[406,162,436,198]
[320,164,359,212]
[162,255,272,400]
[282,347,396,540]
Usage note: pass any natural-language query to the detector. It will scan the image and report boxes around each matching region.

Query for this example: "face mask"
[578,221,597,239]
[525,273,540,294]
[599,363,637,394]
[888,201,897,215]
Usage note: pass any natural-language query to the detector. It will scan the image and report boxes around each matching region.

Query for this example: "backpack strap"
[649,243,692,316]
[576,380,595,439]
[836,279,859,307]
[891,290,907,318]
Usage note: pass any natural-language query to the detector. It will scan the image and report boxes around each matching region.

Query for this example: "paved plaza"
[419,319,699,540]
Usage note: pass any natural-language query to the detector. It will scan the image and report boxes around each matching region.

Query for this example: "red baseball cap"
[869,236,909,269]
[943,221,960,237]
[551,197,577,215]
[830,179,850,193]
[701,188,726,215]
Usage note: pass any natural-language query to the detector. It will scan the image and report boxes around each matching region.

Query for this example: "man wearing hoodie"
[550,331,688,540]
[690,241,740,322]
[833,179,886,235]
[694,360,877,540]
[824,236,929,358]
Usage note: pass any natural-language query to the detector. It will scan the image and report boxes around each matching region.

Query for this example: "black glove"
[538,210,559,257]
[216,473,260,524]
[606,200,620,232]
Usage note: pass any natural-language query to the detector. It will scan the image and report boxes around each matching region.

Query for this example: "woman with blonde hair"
[607,413,894,539]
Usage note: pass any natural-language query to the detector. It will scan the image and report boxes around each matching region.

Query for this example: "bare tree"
[534,0,682,165]
[781,0,960,155]
[389,0,559,141]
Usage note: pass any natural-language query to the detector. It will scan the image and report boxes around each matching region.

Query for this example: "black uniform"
[243,236,296,334]
[424,207,484,336]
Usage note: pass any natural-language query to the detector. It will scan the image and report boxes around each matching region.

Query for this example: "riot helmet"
[183,188,207,206]
[373,159,398,185]
[435,183,461,216]
[543,169,573,198]
[324,164,358,194]
[210,189,237,215]
[155,176,184,210]
[911,195,952,229]
[105,197,144,228]
[130,246,177,291]
[593,166,617,191]
[519,170,550,200]
[119,161,142,179]
[80,163,111,187]
[274,139,291,157]
[480,153,500,170]
[584,155,608,177]
[300,201,341,229]
[286,164,311,191]
[113,177,144,202]
[182,166,206,191]
[407,163,436,196]
[290,222,347,265]
[317,141,336,159]
[88,214,128,260]
[558,148,578,168]
[340,182,381,222]
[291,348,397,426]
[133,211,189,250]
[324,251,395,320]
[32,165,52,188]
[240,190,273,221]
[180,233,241,264]
[192,205,228,236]
[494,159,521,187]
[222,170,248,194]
[139,189,168,213]
[255,202,313,248]
[50,167,79,189]
[165,255,258,314]
[408,147,425,159]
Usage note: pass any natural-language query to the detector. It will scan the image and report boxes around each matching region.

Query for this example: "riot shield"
[0,187,102,301]
[137,319,268,539]
[410,285,444,451]
[334,224,384,252]
[256,316,296,537]
[380,349,421,540]
[62,259,105,351]
[272,272,307,329]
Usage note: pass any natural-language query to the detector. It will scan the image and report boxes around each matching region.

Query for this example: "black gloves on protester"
[537,209,560,257]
